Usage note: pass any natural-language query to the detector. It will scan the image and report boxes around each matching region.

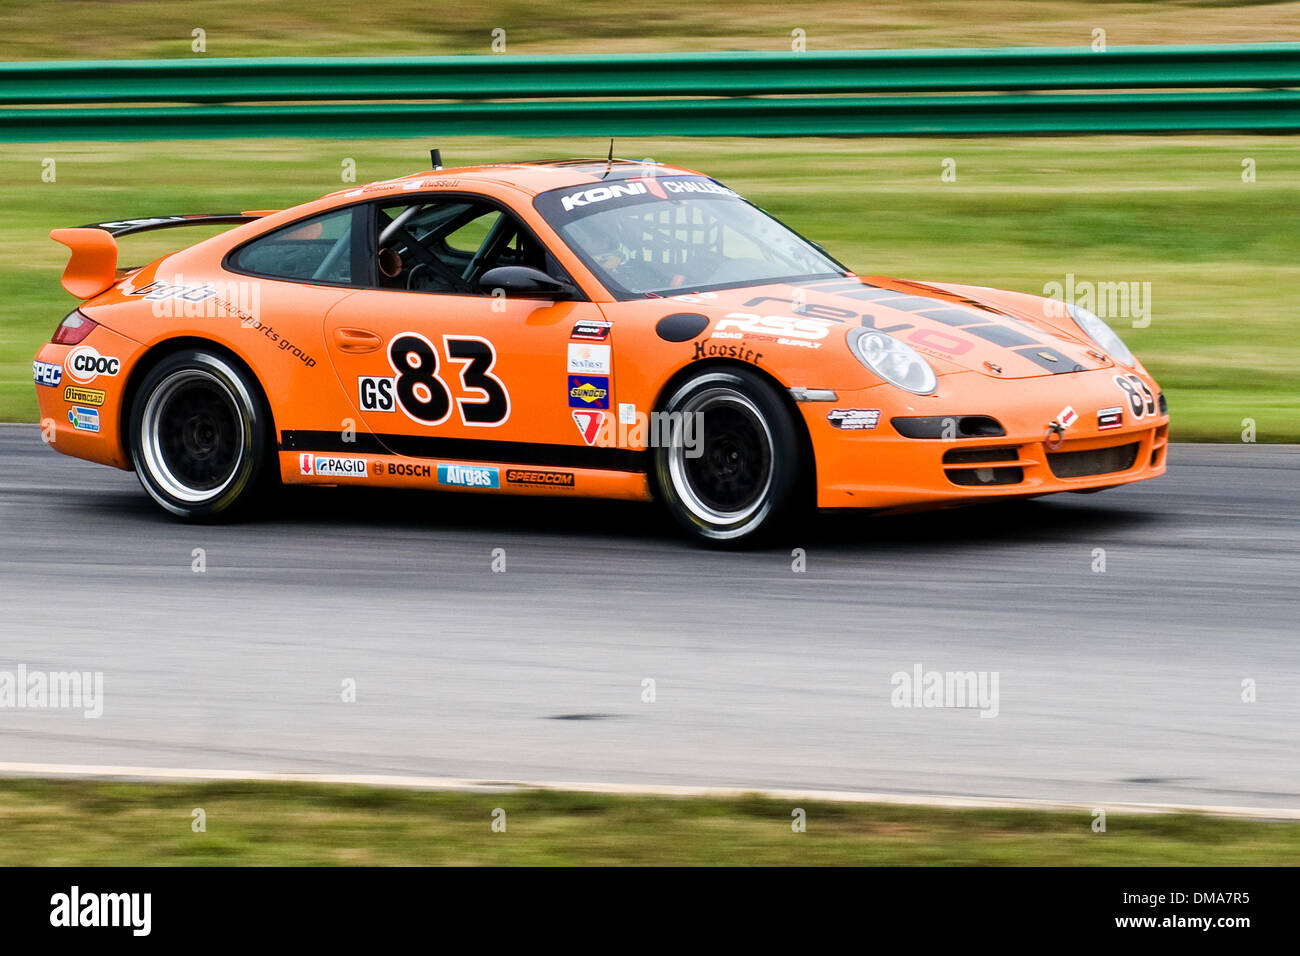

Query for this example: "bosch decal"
[387,462,432,478]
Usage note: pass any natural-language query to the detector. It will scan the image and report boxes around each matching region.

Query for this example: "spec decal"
[67,406,100,433]
[827,408,881,431]
[1098,406,1124,431]
[437,464,500,489]
[33,361,63,387]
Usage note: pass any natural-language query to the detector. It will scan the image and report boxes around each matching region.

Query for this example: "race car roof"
[323,158,704,201]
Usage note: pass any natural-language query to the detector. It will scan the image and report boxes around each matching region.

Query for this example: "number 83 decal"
[1113,373,1156,418]
[388,332,510,427]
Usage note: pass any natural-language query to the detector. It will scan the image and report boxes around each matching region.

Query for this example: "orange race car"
[34,155,1168,544]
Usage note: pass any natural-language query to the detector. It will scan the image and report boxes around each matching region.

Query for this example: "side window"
[444,210,502,254]
[374,199,568,295]
[230,208,355,283]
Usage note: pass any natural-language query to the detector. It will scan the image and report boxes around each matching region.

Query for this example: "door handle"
[332,328,383,354]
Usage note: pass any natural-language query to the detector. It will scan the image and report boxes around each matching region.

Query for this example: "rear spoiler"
[50,211,278,299]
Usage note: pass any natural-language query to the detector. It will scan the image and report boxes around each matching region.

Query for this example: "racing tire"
[653,366,803,546]
[128,348,272,521]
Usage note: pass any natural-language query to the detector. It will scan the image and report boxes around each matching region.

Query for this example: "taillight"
[52,310,97,345]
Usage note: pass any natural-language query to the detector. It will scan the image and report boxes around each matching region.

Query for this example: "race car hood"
[672,275,1113,380]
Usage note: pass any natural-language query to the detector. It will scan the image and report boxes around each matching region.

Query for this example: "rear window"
[229,208,354,284]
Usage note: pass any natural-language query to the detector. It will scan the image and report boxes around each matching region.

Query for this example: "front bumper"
[806,370,1170,509]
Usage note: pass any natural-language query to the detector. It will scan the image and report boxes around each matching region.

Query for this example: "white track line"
[0,761,1296,820]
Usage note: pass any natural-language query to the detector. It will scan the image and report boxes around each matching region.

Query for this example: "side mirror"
[479,265,576,300]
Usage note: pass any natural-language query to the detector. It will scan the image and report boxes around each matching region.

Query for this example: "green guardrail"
[1,44,1297,140]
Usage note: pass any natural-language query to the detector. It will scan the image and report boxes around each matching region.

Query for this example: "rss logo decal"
[567,375,610,408]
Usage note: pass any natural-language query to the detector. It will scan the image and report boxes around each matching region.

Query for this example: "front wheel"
[128,348,271,520]
[653,366,803,546]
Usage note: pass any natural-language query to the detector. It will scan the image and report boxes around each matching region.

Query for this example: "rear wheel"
[128,349,271,520]
[653,366,802,546]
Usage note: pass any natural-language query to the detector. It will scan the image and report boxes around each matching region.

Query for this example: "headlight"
[1067,305,1135,367]
[848,329,937,394]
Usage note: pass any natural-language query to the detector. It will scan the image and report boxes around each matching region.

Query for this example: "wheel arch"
[650,357,817,505]
[119,336,277,462]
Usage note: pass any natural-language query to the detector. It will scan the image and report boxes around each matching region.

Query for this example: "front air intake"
[892,415,1006,439]
[1048,442,1139,478]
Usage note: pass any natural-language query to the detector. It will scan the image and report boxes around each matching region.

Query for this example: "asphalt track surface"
[1,423,1297,812]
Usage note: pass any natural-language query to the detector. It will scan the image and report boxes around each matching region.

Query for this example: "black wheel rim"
[141,369,245,502]
[670,388,773,525]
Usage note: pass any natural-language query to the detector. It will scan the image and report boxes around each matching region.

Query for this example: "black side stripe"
[280,430,648,473]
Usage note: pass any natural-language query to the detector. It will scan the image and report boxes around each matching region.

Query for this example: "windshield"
[533,176,847,299]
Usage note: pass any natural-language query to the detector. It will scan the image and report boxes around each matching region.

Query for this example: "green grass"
[1,0,1296,58]
[1,778,1297,865]
[4,135,1297,439]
